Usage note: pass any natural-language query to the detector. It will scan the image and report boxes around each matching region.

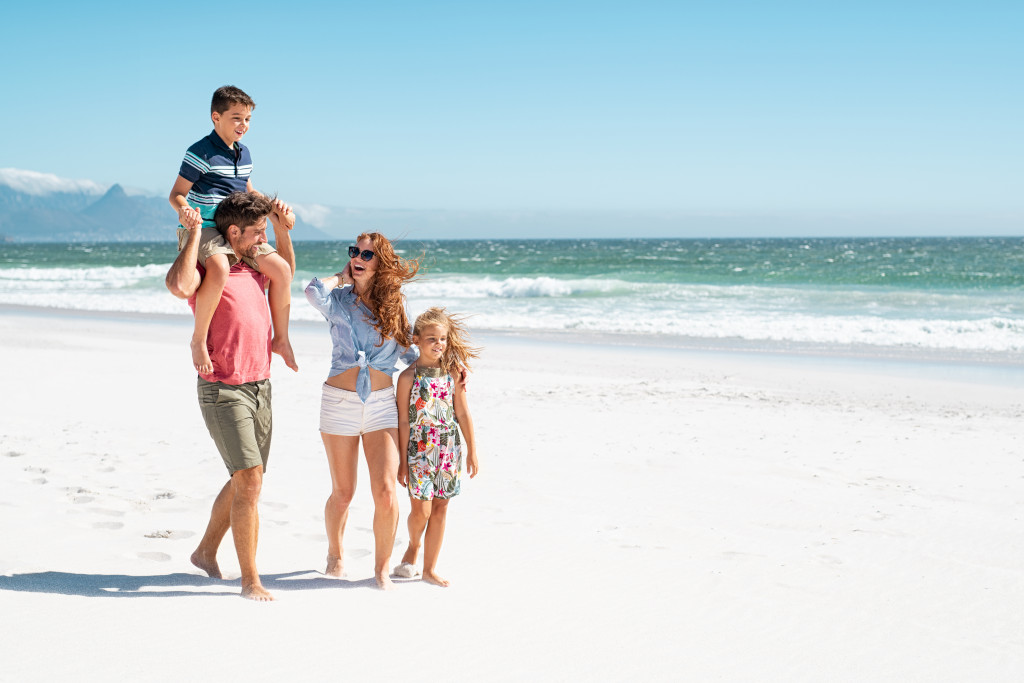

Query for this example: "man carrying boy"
[166,85,298,375]
[166,191,295,602]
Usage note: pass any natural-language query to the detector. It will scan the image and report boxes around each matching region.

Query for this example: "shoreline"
[2,301,1021,372]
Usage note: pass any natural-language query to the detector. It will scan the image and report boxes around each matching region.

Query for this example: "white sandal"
[392,562,420,578]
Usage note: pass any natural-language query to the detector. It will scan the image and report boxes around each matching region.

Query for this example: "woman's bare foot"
[191,338,213,375]
[241,581,275,602]
[325,554,344,578]
[422,570,450,588]
[190,549,222,579]
[375,571,396,591]
[272,337,298,371]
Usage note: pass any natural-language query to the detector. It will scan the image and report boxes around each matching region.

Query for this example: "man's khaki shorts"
[197,377,273,474]
[177,227,275,271]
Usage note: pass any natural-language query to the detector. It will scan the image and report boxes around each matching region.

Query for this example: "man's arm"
[268,199,296,277]
[165,224,202,299]
[169,176,202,229]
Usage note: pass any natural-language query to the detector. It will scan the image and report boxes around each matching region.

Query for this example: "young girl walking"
[394,307,480,587]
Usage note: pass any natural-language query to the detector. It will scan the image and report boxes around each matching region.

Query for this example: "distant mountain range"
[0,170,333,242]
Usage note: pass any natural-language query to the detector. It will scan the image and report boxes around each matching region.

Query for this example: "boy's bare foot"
[191,338,213,375]
[375,572,396,591]
[422,570,450,588]
[325,554,344,578]
[241,582,275,602]
[272,337,298,372]
[190,549,222,579]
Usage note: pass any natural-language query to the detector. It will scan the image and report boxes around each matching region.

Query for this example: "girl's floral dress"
[406,366,462,500]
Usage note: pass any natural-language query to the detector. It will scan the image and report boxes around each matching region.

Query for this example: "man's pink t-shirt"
[188,262,272,385]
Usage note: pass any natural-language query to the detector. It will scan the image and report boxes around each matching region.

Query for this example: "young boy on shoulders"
[166,85,298,374]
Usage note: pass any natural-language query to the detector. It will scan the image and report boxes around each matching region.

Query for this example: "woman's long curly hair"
[358,232,420,347]
[413,307,481,376]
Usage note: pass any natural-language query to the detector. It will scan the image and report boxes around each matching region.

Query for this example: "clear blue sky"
[1,1,1021,235]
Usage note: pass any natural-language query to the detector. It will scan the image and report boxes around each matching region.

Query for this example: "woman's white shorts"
[319,384,398,436]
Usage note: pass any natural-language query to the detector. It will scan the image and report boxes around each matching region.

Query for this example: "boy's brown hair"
[211,85,255,114]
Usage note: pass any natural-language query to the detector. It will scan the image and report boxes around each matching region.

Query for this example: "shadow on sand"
[0,570,383,598]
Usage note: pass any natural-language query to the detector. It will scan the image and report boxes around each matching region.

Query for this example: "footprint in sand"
[4,451,24,457]
[72,496,96,504]
[138,552,172,562]
[33,478,48,485]
[262,501,288,510]
[93,521,124,530]
[90,508,126,517]
[143,530,196,540]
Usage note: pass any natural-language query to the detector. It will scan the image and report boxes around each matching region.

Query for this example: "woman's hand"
[334,263,353,288]
[397,461,409,487]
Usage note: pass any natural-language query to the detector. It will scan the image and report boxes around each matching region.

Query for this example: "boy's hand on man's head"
[269,199,296,231]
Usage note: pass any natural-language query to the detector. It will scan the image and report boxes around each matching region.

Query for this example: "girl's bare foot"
[272,337,298,371]
[190,549,222,579]
[191,338,213,375]
[422,570,450,588]
[375,572,396,591]
[325,554,344,578]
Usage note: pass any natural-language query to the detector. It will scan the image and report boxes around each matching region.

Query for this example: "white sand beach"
[1,307,1022,681]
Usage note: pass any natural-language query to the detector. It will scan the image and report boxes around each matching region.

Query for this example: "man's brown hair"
[213,191,274,236]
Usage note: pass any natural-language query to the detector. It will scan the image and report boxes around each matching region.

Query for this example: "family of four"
[165,86,479,601]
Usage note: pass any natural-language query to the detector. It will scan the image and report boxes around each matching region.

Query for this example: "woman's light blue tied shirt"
[305,278,418,402]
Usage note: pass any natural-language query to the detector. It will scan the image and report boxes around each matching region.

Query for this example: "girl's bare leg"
[421,498,450,587]
[399,498,431,568]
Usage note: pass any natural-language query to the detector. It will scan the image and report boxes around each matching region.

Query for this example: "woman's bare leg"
[321,432,360,577]
[361,428,401,590]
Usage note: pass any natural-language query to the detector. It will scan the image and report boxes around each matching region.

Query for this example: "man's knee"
[231,467,263,503]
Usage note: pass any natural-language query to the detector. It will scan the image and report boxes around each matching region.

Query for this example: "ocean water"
[1,237,1022,357]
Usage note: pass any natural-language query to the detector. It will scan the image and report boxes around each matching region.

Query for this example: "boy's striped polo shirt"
[177,130,254,227]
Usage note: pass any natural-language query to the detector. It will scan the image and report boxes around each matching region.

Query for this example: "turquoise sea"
[1,237,1022,358]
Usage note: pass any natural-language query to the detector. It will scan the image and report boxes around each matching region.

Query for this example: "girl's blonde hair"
[413,307,481,375]
[358,232,420,347]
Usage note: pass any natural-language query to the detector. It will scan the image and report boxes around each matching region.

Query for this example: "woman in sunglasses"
[305,232,420,589]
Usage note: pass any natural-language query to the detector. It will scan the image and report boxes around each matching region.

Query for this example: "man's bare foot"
[375,572,396,591]
[190,549,222,579]
[325,554,344,578]
[272,337,298,372]
[191,338,213,375]
[241,582,275,602]
[422,570,450,588]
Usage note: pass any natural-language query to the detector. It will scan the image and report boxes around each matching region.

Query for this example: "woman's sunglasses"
[348,246,375,261]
